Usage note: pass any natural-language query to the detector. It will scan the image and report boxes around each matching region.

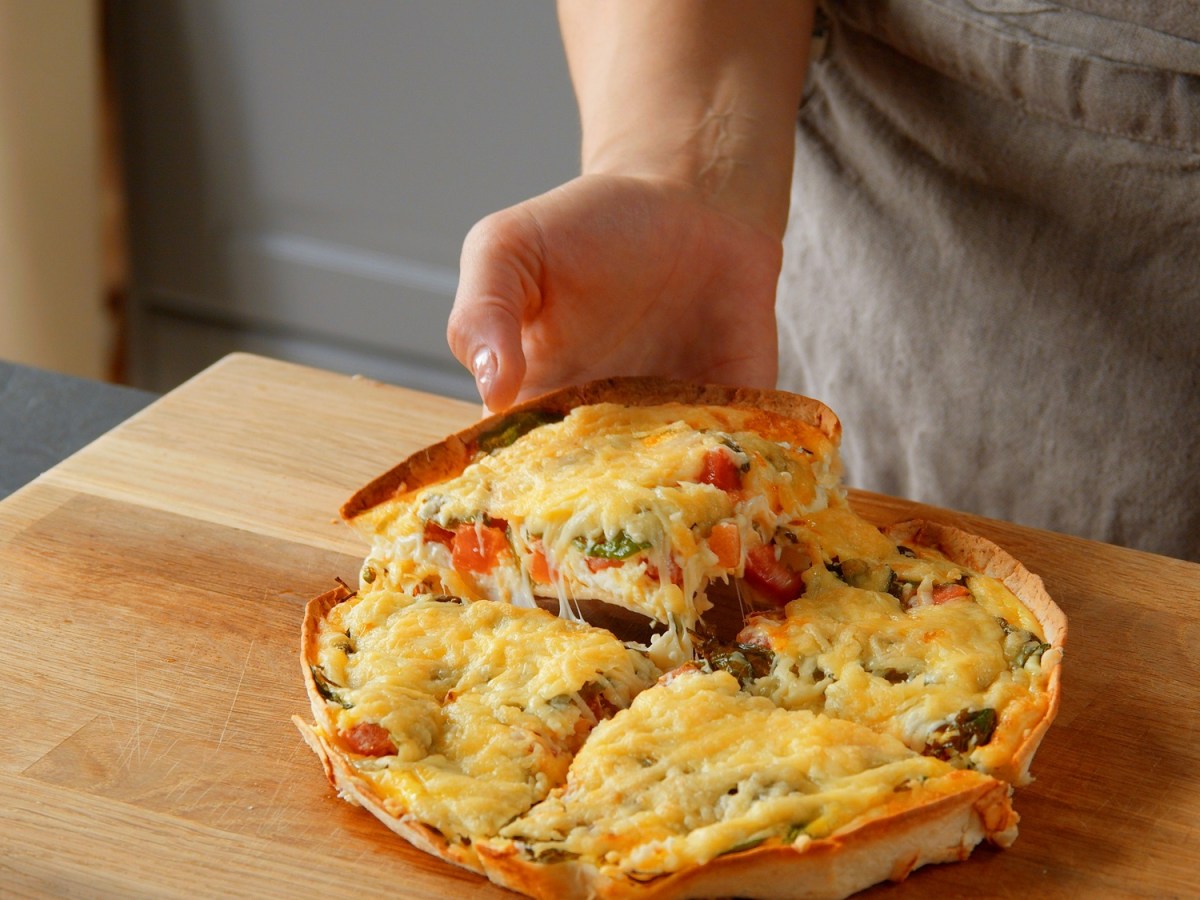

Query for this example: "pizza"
[294,377,1065,899]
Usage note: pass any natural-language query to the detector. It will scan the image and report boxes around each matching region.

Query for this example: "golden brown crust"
[339,376,841,524]
[293,586,483,875]
[477,772,1017,900]
[883,519,1066,786]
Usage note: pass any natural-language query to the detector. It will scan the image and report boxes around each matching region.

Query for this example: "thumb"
[447,213,540,412]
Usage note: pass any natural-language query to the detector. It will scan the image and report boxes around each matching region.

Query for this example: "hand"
[447,173,784,411]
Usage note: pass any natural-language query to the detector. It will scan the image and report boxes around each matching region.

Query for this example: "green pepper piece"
[310,666,352,709]
[577,531,652,560]
[477,409,564,453]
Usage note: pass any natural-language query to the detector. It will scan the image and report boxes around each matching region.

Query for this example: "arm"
[448,1,815,410]
[560,0,812,237]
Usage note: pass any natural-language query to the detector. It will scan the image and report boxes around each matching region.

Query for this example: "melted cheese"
[491,670,994,876]
[312,590,659,840]
[739,511,1055,777]
[361,403,843,666]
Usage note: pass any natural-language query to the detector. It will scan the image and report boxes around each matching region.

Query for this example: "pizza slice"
[293,583,659,873]
[341,378,844,666]
[703,510,1066,785]
[477,667,1019,900]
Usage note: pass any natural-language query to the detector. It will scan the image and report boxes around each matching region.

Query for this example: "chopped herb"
[310,666,352,709]
[785,822,810,842]
[693,626,775,688]
[575,531,651,560]
[529,846,579,864]
[477,409,563,454]
[1014,639,1050,667]
[924,708,997,759]
[839,558,896,594]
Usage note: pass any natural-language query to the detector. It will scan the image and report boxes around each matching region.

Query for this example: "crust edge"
[339,376,842,524]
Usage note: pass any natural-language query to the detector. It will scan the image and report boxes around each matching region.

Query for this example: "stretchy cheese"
[355,401,843,667]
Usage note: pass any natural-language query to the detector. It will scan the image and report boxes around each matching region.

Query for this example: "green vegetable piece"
[477,409,563,454]
[1014,639,1050,667]
[577,531,652,560]
[924,707,997,759]
[310,666,352,709]
[839,558,896,594]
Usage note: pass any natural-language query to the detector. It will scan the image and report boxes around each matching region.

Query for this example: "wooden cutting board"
[2,353,1197,898]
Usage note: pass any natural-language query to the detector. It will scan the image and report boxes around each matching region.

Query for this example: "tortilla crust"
[339,376,841,524]
[883,519,1067,785]
[292,585,483,875]
[476,771,1017,900]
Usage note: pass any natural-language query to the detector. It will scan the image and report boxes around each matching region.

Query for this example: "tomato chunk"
[422,520,455,547]
[452,522,510,574]
[707,522,741,569]
[340,722,396,757]
[699,449,743,492]
[529,545,553,584]
[744,544,805,606]
[931,583,972,604]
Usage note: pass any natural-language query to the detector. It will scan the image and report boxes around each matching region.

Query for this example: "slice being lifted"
[343,378,844,665]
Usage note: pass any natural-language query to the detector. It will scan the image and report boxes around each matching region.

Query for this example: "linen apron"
[777,0,1200,560]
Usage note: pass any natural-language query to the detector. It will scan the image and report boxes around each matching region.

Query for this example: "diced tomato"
[452,522,510,574]
[931,583,972,605]
[698,449,743,493]
[707,522,741,569]
[646,556,684,586]
[580,683,619,721]
[744,544,805,606]
[529,545,553,584]
[585,556,623,573]
[422,520,455,547]
[340,722,396,757]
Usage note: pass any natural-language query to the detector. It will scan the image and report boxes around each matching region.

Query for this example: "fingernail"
[471,346,497,400]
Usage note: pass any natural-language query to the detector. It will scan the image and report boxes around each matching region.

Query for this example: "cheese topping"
[311,590,659,840]
[491,670,1001,877]
[736,508,1056,778]
[359,403,844,666]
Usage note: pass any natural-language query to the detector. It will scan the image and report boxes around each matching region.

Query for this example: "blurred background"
[0,0,580,400]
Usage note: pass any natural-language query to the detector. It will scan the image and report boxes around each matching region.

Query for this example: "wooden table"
[2,354,1196,898]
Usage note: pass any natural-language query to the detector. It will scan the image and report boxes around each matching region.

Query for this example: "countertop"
[0,360,156,501]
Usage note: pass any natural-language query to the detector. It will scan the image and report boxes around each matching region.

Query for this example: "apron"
[777,0,1200,560]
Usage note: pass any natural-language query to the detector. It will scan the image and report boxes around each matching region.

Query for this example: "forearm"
[557,0,814,238]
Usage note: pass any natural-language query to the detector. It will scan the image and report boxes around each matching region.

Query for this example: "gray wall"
[108,1,580,398]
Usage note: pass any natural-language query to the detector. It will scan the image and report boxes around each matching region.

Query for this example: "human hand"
[447,173,784,411]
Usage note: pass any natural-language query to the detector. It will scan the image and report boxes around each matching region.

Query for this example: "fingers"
[448,209,543,412]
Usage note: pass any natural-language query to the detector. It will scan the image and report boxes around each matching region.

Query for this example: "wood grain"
[1,353,1196,899]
